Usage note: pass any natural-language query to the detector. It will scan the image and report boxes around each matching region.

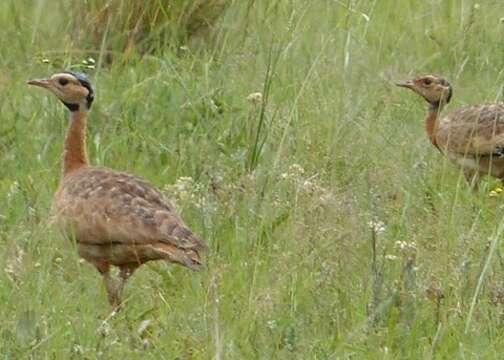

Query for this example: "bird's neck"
[425,104,443,147]
[63,109,89,176]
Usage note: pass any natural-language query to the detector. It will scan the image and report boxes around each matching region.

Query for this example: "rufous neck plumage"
[63,109,89,176]
[425,102,445,149]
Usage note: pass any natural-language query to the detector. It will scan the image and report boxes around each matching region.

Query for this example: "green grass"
[3,0,504,358]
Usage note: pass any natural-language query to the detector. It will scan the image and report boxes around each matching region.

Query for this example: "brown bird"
[28,72,208,308]
[396,75,504,188]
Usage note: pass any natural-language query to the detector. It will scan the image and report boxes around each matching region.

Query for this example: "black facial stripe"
[446,85,453,103]
[437,78,452,104]
[62,101,79,112]
[81,82,94,109]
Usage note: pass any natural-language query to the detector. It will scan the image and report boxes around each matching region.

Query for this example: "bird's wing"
[55,168,207,252]
[436,104,504,156]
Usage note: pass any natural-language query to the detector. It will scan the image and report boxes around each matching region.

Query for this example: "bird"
[396,74,504,188]
[27,72,208,309]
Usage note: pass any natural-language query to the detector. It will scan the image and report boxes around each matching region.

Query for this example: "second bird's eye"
[59,78,69,86]
[423,78,432,85]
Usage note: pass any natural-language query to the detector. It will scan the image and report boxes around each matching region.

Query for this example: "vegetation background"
[2,0,504,358]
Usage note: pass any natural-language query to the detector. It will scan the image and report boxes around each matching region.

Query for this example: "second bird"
[27,72,208,309]
[397,75,504,188]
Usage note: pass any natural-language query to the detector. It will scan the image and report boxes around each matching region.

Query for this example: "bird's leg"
[105,273,121,309]
[95,262,121,308]
[113,264,139,310]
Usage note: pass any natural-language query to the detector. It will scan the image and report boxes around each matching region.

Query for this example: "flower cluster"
[7,180,20,202]
[395,240,417,252]
[4,245,24,283]
[489,186,503,198]
[246,92,263,104]
[164,176,205,209]
[280,164,333,202]
[368,219,386,234]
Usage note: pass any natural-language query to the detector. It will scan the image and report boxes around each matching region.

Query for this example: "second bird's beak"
[395,80,414,90]
[27,78,51,89]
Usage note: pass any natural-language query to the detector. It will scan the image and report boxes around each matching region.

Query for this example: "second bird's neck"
[425,104,443,148]
[63,109,89,176]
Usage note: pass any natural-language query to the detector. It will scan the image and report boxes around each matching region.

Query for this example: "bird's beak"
[27,78,51,89]
[395,80,415,90]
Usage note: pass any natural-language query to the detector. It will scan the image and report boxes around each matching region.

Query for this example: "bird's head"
[396,75,452,109]
[27,72,94,112]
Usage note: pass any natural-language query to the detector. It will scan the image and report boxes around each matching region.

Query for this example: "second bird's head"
[27,72,94,112]
[396,75,452,108]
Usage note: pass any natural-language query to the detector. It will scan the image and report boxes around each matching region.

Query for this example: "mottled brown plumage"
[28,72,207,308]
[396,75,504,187]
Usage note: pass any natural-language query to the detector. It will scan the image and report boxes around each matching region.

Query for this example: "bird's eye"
[423,78,433,86]
[59,78,69,86]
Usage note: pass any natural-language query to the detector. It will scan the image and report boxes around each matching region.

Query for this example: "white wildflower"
[7,181,20,201]
[4,246,24,282]
[169,176,195,201]
[72,345,84,355]
[28,207,36,218]
[395,240,417,252]
[368,219,386,234]
[137,319,152,337]
[289,163,305,176]
[395,241,407,249]
[246,92,263,104]
[97,321,111,337]
[267,320,277,330]
[301,180,315,193]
